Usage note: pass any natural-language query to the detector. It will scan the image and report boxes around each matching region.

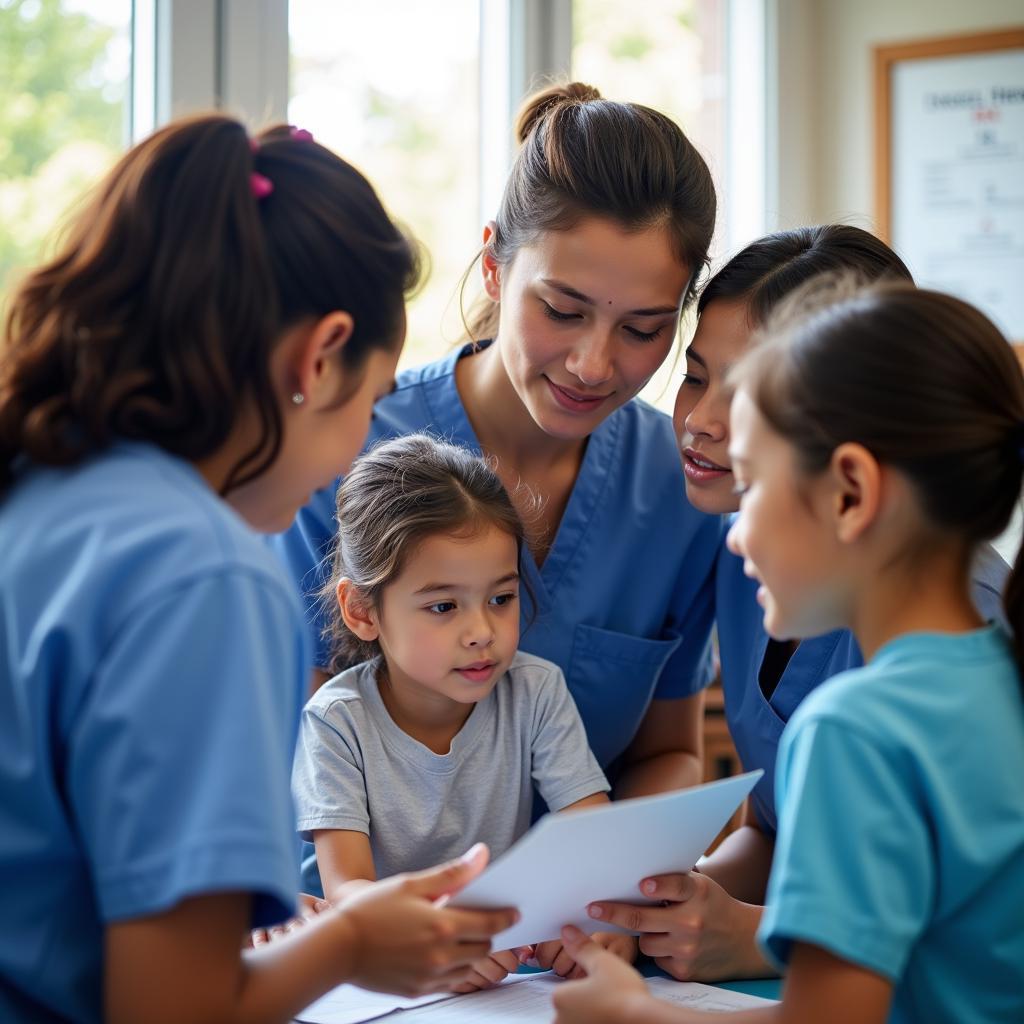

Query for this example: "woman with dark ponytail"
[552,280,1024,1023]
[276,81,722,902]
[0,116,517,1023]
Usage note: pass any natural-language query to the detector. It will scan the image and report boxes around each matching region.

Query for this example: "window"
[0,0,132,305]
[289,0,482,369]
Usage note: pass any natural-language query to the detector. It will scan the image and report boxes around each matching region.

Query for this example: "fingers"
[551,945,578,977]
[638,871,699,902]
[405,843,490,900]
[586,899,675,934]
[559,924,613,974]
[488,948,522,974]
[436,904,520,941]
[531,938,563,970]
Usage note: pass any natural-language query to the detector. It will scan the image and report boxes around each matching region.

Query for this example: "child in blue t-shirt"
[292,433,636,991]
[550,280,1024,1024]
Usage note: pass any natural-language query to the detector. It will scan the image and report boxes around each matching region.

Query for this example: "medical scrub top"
[759,626,1024,1024]
[273,342,721,770]
[0,442,309,1024]
[716,530,1009,835]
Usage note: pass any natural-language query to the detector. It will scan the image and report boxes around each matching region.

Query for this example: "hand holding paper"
[449,770,762,947]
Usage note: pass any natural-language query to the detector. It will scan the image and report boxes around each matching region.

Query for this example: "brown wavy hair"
[319,433,535,673]
[463,81,716,341]
[0,114,422,495]
[733,279,1024,686]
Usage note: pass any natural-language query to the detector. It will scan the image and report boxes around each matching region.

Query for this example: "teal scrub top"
[0,443,309,1024]
[273,342,721,771]
[759,626,1024,1024]
[715,529,1009,835]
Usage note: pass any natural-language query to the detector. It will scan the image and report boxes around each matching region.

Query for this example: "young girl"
[551,280,1024,1022]
[587,226,1007,982]
[292,433,636,990]
[275,82,722,823]
[0,115,517,1024]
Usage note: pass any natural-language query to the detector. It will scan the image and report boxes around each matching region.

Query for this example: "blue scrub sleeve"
[758,717,932,981]
[652,514,721,699]
[67,571,306,929]
[270,482,338,670]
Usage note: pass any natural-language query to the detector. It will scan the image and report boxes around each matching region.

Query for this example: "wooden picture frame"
[874,27,1024,346]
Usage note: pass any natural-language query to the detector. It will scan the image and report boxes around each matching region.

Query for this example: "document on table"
[300,973,778,1022]
[449,770,762,948]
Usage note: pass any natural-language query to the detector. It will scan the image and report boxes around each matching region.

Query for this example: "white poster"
[891,48,1024,340]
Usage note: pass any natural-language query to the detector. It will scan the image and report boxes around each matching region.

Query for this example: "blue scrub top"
[716,524,1009,835]
[0,443,310,1024]
[759,626,1024,1023]
[273,342,721,770]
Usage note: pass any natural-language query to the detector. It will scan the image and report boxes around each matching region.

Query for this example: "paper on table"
[293,973,538,1024]
[449,770,762,948]
[391,972,778,1021]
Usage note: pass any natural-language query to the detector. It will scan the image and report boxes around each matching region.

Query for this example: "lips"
[682,447,730,485]
[545,377,613,413]
[456,661,497,683]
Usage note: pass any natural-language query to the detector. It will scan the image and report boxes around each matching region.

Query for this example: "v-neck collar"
[420,341,622,604]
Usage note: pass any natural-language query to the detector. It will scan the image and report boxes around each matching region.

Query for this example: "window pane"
[289,1,481,370]
[573,0,727,410]
[0,0,132,304]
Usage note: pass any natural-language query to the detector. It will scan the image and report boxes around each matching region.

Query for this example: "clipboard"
[448,770,763,947]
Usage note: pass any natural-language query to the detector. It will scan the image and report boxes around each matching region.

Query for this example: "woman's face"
[489,216,690,441]
[672,298,752,514]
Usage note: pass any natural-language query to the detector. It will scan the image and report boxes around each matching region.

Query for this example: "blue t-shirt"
[0,443,310,1024]
[716,531,1008,834]
[759,626,1024,1024]
[273,343,721,770]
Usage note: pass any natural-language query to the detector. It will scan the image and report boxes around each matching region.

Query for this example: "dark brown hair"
[321,433,532,672]
[464,81,716,341]
[697,224,913,320]
[733,279,1024,682]
[0,114,422,494]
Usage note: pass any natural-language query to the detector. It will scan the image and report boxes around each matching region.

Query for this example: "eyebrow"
[414,571,520,595]
[541,278,680,317]
[686,347,708,369]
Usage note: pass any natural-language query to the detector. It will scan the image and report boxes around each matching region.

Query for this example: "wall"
[772,0,1023,230]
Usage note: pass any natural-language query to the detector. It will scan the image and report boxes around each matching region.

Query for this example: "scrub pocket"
[568,623,682,767]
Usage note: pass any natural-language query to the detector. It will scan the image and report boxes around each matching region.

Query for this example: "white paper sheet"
[448,771,762,947]
[294,973,537,1023]
[378,973,778,1021]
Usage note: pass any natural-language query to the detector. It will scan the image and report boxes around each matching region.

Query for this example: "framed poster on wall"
[875,28,1024,342]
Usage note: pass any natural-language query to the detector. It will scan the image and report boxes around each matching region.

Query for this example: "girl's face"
[672,299,751,514]
[490,216,690,441]
[726,388,846,640]
[373,524,521,708]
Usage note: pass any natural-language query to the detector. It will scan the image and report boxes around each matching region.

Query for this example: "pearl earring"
[291,392,305,406]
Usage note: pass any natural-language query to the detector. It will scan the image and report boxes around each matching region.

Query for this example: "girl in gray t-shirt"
[292,435,631,990]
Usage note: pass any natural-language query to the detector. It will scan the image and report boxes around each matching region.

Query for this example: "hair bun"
[515,81,602,144]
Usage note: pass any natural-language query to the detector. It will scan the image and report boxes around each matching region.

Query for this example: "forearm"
[697,824,774,904]
[615,750,702,800]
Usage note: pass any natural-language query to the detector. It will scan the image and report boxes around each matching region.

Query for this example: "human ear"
[337,578,379,642]
[481,221,502,302]
[293,311,355,409]
[829,442,881,544]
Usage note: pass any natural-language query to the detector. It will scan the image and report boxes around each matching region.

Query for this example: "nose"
[462,608,495,649]
[565,329,614,388]
[683,388,728,444]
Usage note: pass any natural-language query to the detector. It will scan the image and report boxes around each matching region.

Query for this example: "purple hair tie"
[250,172,273,199]
[290,126,314,142]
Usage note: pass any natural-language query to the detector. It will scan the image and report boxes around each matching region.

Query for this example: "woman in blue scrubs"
[275,82,722,798]
[584,225,1009,980]
[0,116,515,1024]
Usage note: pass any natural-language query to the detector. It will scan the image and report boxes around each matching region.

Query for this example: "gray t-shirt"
[292,650,610,880]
